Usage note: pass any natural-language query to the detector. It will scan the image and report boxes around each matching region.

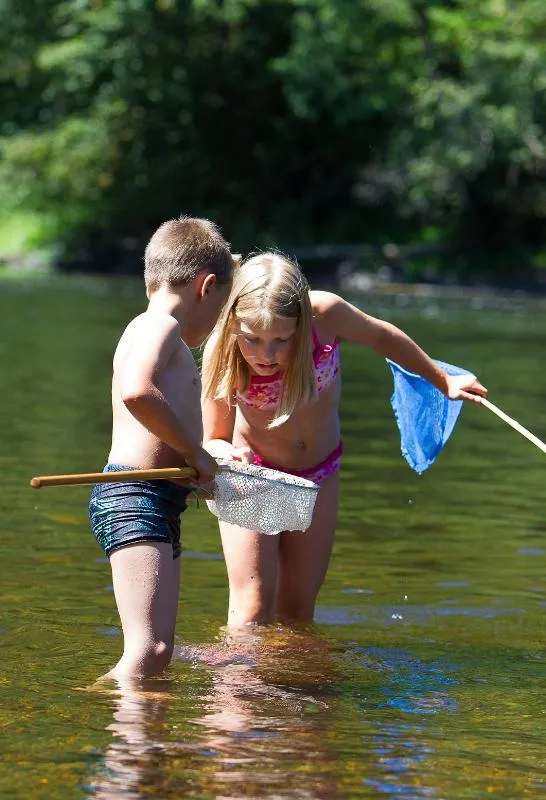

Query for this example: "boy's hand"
[185,447,219,485]
[445,374,488,404]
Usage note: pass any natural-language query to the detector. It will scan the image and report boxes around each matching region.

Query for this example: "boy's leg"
[219,522,280,627]
[108,542,181,677]
[276,472,339,623]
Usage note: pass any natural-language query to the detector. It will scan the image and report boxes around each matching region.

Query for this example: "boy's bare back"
[109,309,202,470]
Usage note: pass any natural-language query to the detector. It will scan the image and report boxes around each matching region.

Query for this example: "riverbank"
[3,262,546,321]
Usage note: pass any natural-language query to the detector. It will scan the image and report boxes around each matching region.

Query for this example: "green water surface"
[0,275,544,799]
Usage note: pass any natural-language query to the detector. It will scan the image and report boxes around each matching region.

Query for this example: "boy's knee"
[122,638,174,677]
[149,639,174,669]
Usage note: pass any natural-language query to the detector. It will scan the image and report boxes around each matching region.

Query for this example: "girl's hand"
[229,445,255,464]
[445,374,488,404]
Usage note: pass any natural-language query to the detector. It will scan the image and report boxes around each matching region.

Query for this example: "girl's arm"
[201,336,255,462]
[201,334,237,458]
[314,291,487,402]
[202,389,254,461]
[202,397,237,459]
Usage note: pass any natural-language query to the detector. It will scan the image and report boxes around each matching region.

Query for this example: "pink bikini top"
[237,327,340,411]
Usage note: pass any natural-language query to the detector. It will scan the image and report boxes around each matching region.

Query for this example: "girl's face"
[235,316,298,375]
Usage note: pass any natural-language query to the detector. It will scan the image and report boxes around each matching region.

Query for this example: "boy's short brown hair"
[144,216,233,291]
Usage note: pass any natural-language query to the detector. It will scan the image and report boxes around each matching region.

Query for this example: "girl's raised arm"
[314,291,487,403]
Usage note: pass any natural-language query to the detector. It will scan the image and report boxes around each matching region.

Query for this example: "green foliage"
[1,0,546,279]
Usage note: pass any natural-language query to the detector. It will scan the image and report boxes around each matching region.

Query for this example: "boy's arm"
[314,291,487,402]
[120,314,217,480]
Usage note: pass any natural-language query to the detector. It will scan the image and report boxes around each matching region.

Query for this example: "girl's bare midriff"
[232,374,342,469]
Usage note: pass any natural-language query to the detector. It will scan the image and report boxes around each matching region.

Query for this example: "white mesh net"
[205,460,320,534]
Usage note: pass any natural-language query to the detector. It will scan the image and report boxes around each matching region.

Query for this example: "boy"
[89,216,234,678]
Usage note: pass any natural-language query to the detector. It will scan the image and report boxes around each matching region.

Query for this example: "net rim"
[217,459,320,493]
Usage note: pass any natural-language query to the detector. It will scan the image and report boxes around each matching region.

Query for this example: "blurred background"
[2,5,546,797]
[2,0,546,286]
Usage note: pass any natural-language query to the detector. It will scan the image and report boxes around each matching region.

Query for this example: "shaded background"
[2,6,546,793]
[2,0,546,285]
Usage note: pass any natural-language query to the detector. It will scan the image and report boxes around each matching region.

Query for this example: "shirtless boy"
[89,216,233,678]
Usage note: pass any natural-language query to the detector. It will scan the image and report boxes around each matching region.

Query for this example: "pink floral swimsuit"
[236,327,343,484]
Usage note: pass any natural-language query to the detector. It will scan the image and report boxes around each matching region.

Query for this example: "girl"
[201,253,486,628]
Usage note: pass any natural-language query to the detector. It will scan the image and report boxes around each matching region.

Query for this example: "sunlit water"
[1,274,545,799]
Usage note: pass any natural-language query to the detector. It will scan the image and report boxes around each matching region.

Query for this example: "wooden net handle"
[30,467,198,488]
[480,398,546,456]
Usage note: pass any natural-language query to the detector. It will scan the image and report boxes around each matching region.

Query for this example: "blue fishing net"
[387,359,473,474]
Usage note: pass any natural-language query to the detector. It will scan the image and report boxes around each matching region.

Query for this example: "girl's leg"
[276,472,340,623]
[219,521,280,627]
[109,542,181,677]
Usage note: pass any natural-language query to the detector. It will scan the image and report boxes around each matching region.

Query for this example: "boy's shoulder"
[114,310,184,364]
[120,309,181,339]
[119,311,146,335]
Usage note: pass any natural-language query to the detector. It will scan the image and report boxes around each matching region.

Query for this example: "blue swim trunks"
[89,464,191,559]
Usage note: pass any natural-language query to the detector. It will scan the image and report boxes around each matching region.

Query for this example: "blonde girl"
[202,253,486,627]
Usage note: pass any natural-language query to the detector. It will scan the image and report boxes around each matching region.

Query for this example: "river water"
[1,274,544,799]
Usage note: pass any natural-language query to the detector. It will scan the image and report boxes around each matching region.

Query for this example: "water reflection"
[185,629,345,798]
[352,647,456,799]
[83,631,464,799]
[366,722,437,799]
[85,629,345,799]
[84,676,179,799]
[190,662,340,796]
[363,647,457,715]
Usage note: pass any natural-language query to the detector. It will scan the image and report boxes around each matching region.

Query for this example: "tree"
[1,0,546,280]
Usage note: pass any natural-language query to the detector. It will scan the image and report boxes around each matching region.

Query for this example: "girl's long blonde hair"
[202,252,316,428]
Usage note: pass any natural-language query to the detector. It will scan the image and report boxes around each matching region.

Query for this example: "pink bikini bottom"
[252,440,343,485]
